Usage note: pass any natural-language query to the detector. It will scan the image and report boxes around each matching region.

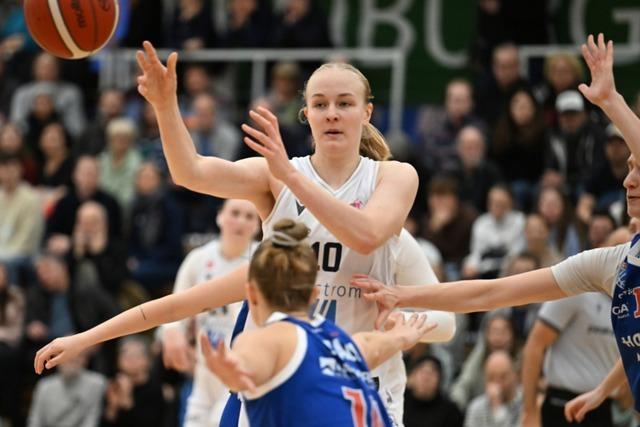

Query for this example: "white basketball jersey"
[262,156,405,425]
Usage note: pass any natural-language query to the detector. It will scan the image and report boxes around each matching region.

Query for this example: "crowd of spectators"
[1,0,640,426]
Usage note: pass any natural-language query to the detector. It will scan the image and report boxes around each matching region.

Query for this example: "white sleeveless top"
[262,156,405,425]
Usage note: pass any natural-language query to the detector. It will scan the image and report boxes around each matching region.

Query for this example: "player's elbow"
[352,229,386,255]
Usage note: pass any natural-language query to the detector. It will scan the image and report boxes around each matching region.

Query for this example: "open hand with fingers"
[199,333,257,393]
[579,33,617,108]
[34,334,87,374]
[350,275,401,329]
[136,41,179,110]
[241,107,297,183]
[386,312,436,350]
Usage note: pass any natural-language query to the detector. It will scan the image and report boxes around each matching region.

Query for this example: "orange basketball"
[24,0,119,60]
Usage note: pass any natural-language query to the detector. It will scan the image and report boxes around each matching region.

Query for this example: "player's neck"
[220,237,249,260]
[310,152,361,189]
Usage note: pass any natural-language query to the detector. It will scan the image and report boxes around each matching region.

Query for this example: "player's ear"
[246,281,259,306]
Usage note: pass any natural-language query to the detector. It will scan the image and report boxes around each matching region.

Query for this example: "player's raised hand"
[564,387,606,423]
[350,275,400,330]
[579,33,616,107]
[241,107,296,183]
[34,334,87,374]
[136,41,178,110]
[386,312,436,350]
[199,333,256,393]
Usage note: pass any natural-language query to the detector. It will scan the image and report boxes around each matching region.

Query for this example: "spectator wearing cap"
[542,90,606,200]
[576,124,630,226]
[0,153,43,284]
[403,355,464,427]
[99,118,143,217]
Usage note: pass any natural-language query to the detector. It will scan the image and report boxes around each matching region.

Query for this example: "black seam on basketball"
[87,0,98,55]
[41,0,72,57]
[56,0,83,52]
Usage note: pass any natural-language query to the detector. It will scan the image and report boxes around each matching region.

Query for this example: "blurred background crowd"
[0,0,640,426]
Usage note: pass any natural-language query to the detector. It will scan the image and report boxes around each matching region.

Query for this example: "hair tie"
[271,231,300,248]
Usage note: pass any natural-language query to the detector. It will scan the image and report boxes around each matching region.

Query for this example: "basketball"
[23,0,119,60]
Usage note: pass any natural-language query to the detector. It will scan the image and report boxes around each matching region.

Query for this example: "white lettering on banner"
[424,0,467,68]
[358,0,415,52]
[613,9,640,64]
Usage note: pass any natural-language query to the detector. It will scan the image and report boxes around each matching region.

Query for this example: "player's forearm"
[285,170,392,254]
[400,310,455,342]
[521,343,546,414]
[81,266,247,348]
[599,92,640,159]
[598,359,626,397]
[353,331,407,369]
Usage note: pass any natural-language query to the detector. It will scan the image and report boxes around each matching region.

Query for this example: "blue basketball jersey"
[241,313,392,427]
[611,233,640,410]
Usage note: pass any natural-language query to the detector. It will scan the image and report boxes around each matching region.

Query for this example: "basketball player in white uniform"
[160,200,259,427]
[33,44,455,426]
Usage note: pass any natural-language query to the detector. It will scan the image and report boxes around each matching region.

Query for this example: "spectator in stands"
[27,351,106,427]
[118,0,164,48]
[416,79,487,174]
[178,64,213,115]
[451,125,502,212]
[534,52,584,127]
[79,88,125,156]
[102,336,166,427]
[0,262,25,426]
[0,121,37,183]
[464,350,522,427]
[522,213,562,268]
[536,186,581,258]
[492,88,548,211]
[0,153,43,284]
[219,0,273,48]
[167,0,215,50]
[71,202,128,297]
[136,103,163,166]
[10,52,86,139]
[24,253,119,367]
[24,91,62,157]
[543,90,606,199]
[265,61,303,127]
[420,176,477,280]
[188,93,241,161]
[521,292,617,427]
[0,52,20,123]
[271,0,332,49]
[46,156,123,253]
[99,118,143,216]
[585,210,616,250]
[576,124,629,225]
[475,43,530,127]
[463,184,526,279]
[128,162,183,294]
[403,355,464,427]
[36,122,73,191]
[451,312,518,410]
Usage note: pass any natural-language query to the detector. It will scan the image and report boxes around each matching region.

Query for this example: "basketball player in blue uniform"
[351,34,640,415]
[199,219,433,427]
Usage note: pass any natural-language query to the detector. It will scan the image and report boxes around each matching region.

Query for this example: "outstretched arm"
[34,264,249,374]
[580,34,640,158]
[564,359,627,423]
[135,42,273,213]
[243,107,418,254]
[352,268,566,327]
[352,313,434,369]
